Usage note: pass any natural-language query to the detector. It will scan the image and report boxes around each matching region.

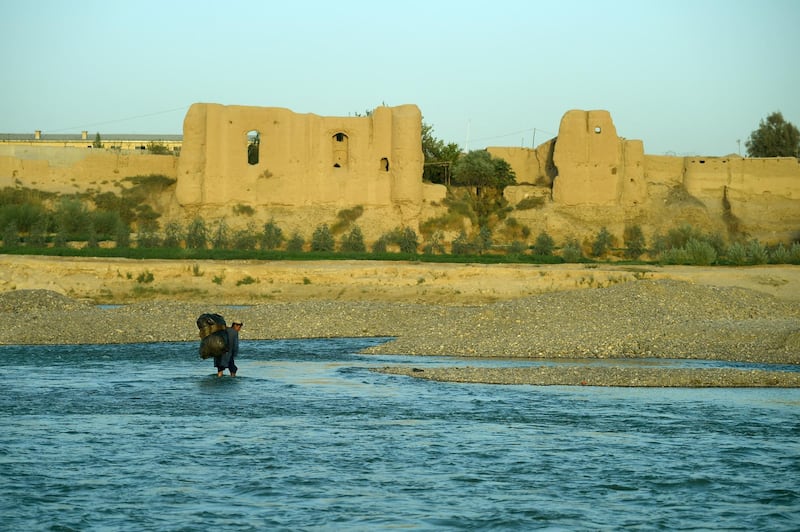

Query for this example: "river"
[1,339,798,530]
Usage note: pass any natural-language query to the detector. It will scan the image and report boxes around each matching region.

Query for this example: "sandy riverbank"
[0,255,798,386]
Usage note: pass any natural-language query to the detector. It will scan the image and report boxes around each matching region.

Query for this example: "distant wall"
[0,145,178,190]
[175,103,434,230]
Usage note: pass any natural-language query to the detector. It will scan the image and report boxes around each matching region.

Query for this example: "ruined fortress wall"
[175,103,425,223]
[0,145,178,191]
[551,110,622,205]
[486,146,544,185]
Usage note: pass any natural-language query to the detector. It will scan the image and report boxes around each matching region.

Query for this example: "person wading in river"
[215,320,243,377]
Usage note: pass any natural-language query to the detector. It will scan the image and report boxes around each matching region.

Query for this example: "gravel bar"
[1,279,798,387]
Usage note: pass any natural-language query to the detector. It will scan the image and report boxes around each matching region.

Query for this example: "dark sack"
[197,313,229,359]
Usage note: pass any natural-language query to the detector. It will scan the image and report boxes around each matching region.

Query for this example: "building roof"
[0,133,183,141]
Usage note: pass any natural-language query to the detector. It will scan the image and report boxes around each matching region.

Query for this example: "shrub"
[769,243,790,264]
[286,232,305,253]
[260,219,284,250]
[748,239,769,265]
[311,224,335,252]
[451,230,472,255]
[340,225,366,253]
[394,227,419,254]
[232,224,259,250]
[371,235,388,254]
[422,231,446,255]
[508,240,527,255]
[186,217,208,249]
[236,276,257,286]
[515,196,545,210]
[232,204,255,216]
[726,242,748,265]
[532,231,555,256]
[623,224,646,259]
[211,219,231,250]
[473,226,492,254]
[136,270,154,283]
[561,238,583,262]
[591,227,614,258]
[791,242,800,264]
[27,219,47,248]
[137,220,162,248]
[115,221,131,249]
[685,238,717,265]
[2,222,19,248]
[658,247,690,265]
[162,221,183,248]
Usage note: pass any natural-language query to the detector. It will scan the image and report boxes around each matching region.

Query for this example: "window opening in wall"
[332,132,349,168]
[247,130,260,165]
[594,126,602,134]
[380,157,389,171]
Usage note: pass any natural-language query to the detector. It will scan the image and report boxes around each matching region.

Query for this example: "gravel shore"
[1,278,798,387]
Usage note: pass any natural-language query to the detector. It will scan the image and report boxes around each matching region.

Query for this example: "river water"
[1,339,798,531]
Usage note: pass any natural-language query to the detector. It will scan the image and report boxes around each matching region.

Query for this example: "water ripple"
[1,339,799,530]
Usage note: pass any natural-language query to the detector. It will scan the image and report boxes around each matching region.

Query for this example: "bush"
[210,219,231,250]
[726,242,748,265]
[115,221,131,249]
[790,242,800,264]
[748,239,769,265]
[422,231,446,255]
[162,221,183,248]
[515,196,545,210]
[261,219,284,250]
[591,227,614,258]
[137,220,161,248]
[186,218,208,249]
[508,240,527,255]
[532,231,555,256]
[394,227,419,254]
[232,223,259,250]
[561,238,583,262]
[311,224,335,252]
[685,238,717,265]
[2,222,19,248]
[473,226,492,254]
[658,247,689,265]
[769,243,790,264]
[451,230,471,255]
[340,225,366,253]
[623,224,646,259]
[371,235,388,254]
[286,232,305,253]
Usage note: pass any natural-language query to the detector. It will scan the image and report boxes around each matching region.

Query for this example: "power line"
[469,126,557,145]
[50,106,189,133]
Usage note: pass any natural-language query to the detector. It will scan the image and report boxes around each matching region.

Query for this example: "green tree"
[311,224,335,252]
[162,221,183,248]
[186,217,208,249]
[2,222,19,248]
[261,219,284,250]
[394,227,419,254]
[422,121,462,185]
[623,224,646,259]
[745,111,800,158]
[532,231,555,256]
[286,231,305,252]
[591,227,615,258]
[340,225,366,253]
[93,132,102,149]
[451,150,516,196]
[211,219,231,249]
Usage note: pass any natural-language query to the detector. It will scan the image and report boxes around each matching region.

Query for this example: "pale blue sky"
[2,0,798,156]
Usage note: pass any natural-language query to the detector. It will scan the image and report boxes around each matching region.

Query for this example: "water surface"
[1,339,798,530]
